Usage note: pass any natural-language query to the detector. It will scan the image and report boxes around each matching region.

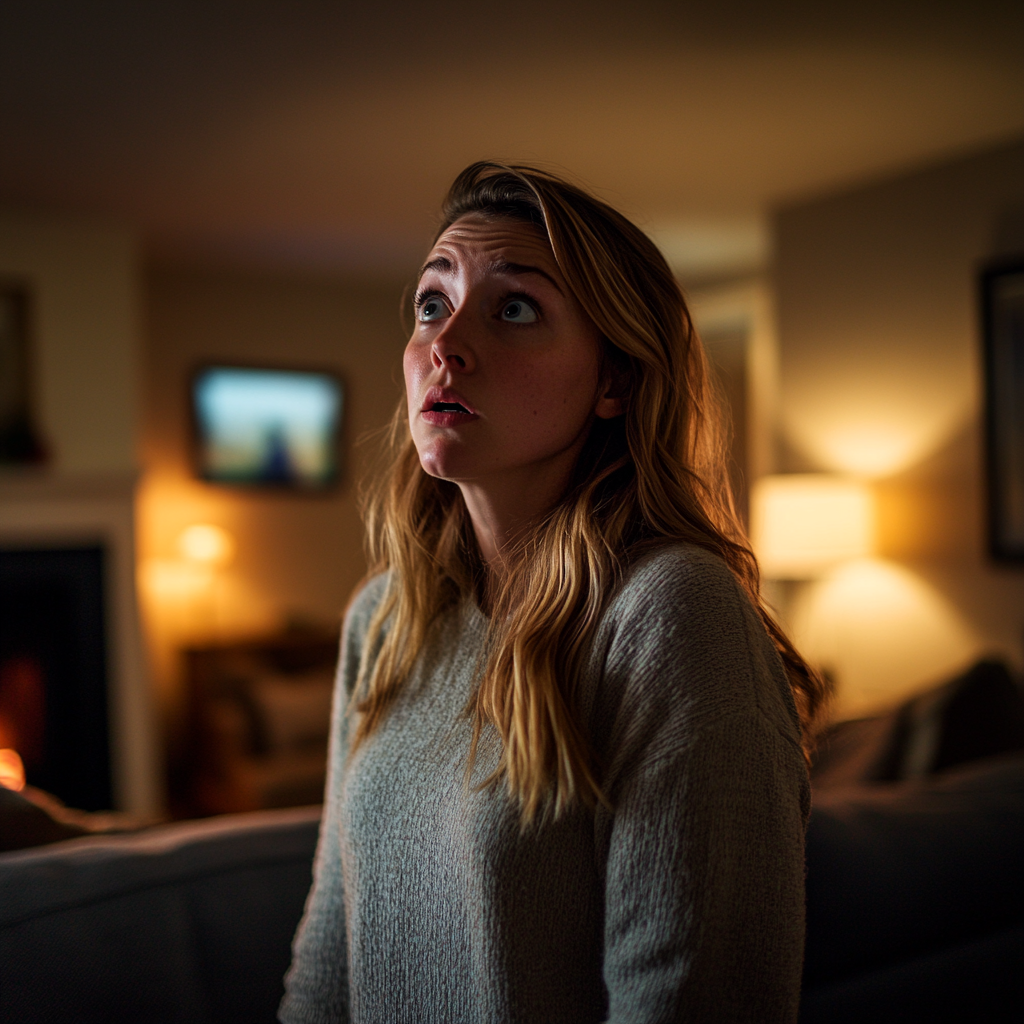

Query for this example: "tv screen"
[192,366,343,488]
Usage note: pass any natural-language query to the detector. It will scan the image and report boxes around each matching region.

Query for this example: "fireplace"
[0,472,161,816]
[0,545,113,809]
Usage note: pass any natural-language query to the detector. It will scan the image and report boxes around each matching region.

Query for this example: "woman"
[280,163,827,1024]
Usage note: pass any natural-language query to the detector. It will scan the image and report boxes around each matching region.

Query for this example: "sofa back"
[0,806,321,1023]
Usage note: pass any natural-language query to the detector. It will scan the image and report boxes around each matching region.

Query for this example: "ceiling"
[2,0,1022,277]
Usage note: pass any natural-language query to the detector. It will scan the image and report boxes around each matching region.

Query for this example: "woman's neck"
[457,462,570,573]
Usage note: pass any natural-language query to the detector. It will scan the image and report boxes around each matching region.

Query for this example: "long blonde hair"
[355,162,828,822]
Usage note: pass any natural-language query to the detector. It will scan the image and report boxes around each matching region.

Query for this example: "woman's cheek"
[402,342,425,393]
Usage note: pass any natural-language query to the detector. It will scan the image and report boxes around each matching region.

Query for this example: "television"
[192,365,343,489]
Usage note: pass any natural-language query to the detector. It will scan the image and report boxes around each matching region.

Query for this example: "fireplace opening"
[0,545,113,810]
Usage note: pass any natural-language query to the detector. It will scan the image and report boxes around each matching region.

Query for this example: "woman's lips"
[421,405,478,427]
[421,387,478,427]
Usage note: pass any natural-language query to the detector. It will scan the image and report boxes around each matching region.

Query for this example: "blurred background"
[1,0,1022,818]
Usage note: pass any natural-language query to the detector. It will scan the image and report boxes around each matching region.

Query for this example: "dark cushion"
[804,754,1024,989]
[0,806,321,1023]
[800,922,1024,1023]
[811,659,1024,788]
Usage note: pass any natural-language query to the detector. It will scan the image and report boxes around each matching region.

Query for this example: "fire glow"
[0,748,26,791]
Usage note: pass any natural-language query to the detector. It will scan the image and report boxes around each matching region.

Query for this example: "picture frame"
[981,258,1024,563]
[0,282,47,465]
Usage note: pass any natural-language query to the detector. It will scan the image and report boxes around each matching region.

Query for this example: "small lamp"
[751,474,873,579]
[177,524,236,567]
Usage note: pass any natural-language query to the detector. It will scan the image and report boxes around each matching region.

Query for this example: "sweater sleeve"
[278,578,386,1024]
[596,549,809,1024]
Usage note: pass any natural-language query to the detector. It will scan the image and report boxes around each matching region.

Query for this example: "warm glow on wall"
[781,387,972,479]
[789,558,980,718]
[140,559,214,600]
[138,525,240,647]
[134,477,283,693]
[811,425,931,479]
[751,475,873,579]
[177,523,236,566]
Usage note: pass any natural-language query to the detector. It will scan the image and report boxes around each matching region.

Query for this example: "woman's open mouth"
[422,402,477,426]
[421,388,478,426]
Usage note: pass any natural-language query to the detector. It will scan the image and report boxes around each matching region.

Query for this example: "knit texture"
[279,544,809,1024]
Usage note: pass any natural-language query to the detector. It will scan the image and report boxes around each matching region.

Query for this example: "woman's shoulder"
[609,542,749,624]
[627,540,735,577]
[603,541,763,675]
[595,542,799,741]
[340,572,391,644]
[333,573,391,695]
[347,571,390,615]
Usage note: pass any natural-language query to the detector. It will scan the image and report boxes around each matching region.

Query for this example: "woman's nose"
[430,321,475,373]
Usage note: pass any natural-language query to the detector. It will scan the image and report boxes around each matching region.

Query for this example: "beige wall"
[138,267,408,711]
[773,138,1024,714]
[0,212,160,812]
[0,211,138,474]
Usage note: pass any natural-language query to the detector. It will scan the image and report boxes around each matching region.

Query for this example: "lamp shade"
[751,474,873,579]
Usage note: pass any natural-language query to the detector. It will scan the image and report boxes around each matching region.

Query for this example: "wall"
[138,267,408,715]
[0,211,159,814]
[774,137,1024,715]
[689,279,779,525]
[0,211,138,474]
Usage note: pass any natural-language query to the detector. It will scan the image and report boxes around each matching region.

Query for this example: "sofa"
[0,805,321,1023]
[1,660,1022,1023]
[801,754,1024,1022]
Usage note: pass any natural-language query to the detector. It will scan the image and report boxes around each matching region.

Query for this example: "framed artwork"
[191,364,345,490]
[981,259,1024,562]
[0,283,46,465]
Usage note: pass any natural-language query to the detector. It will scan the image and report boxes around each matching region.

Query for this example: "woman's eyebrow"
[418,255,454,279]
[489,260,563,294]
[417,254,563,295]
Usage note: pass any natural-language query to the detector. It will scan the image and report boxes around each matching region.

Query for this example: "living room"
[1,3,1022,1021]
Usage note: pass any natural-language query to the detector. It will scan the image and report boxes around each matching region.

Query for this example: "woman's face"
[403,214,620,497]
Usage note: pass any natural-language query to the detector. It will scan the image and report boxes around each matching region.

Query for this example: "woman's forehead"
[422,214,557,279]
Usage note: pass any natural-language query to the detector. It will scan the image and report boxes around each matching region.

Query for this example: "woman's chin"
[418,452,468,483]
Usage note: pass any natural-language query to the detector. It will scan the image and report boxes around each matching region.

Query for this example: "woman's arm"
[595,549,809,1024]
[279,578,386,1024]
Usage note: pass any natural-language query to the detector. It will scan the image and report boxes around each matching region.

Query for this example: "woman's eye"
[417,296,451,322]
[500,299,539,324]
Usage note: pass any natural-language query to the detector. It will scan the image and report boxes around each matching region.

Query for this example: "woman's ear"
[594,357,628,420]
[594,388,625,420]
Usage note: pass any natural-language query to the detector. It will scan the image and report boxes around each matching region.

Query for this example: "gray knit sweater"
[279,545,809,1024]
